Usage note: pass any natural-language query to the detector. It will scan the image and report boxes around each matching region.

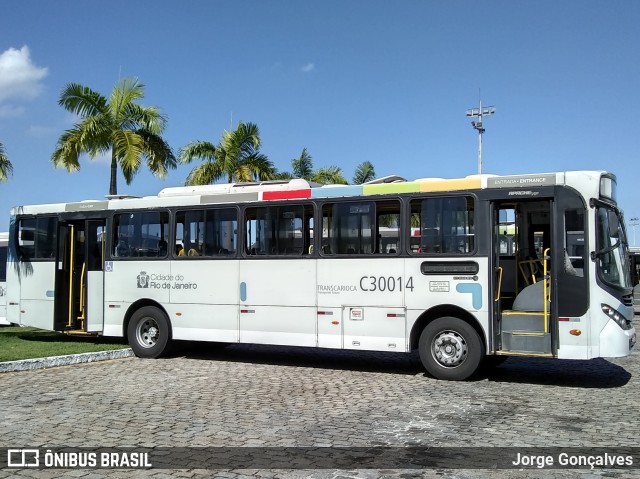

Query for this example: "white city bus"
[6,171,636,380]
[0,232,8,325]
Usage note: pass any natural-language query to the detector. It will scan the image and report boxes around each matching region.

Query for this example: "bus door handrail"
[78,262,86,325]
[543,248,551,334]
[68,225,74,328]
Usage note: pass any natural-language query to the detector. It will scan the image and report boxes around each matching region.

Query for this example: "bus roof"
[10,170,611,216]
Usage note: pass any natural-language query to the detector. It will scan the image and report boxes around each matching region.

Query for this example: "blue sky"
[1,1,638,238]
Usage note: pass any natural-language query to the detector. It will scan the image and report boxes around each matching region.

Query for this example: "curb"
[0,348,135,373]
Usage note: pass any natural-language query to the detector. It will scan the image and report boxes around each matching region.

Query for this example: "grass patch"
[0,326,128,362]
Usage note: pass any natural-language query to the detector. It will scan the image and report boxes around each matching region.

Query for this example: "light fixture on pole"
[630,217,639,246]
[466,99,495,175]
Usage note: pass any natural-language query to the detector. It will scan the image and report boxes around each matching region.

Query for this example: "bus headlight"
[601,304,632,330]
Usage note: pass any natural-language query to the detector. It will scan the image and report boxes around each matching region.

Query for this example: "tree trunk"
[109,152,118,196]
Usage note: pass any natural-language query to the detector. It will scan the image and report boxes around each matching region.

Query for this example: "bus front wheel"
[418,316,484,381]
[127,306,171,358]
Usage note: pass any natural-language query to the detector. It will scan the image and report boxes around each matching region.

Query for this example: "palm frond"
[353,161,376,184]
[0,142,13,182]
[292,147,313,180]
[51,128,84,172]
[123,103,166,134]
[182,122,270,185]
[242,153,276,181]
[179,141,217,164]
[137,130,177,179]
[112,130,144,184]
[185,161,225,186]
[77,116,112,157]
[110,78,145,122]
[272,170,294,180]
[312,165,348,185]
[59,83,108,118]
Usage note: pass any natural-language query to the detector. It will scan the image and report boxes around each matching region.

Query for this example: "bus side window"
[113,211,169,259]
[409,196,475,255]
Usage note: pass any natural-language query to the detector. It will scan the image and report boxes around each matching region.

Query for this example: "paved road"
[1,322,639,479]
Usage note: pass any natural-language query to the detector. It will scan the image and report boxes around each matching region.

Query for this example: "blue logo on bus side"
[456,283,483,310]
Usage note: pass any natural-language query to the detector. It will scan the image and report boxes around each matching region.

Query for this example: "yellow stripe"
[501,311,545,316]
[64,331,99,337]
[495,351,554,358]
[362,183,421,195]
[510,331,546,336]
[418,178,481,192]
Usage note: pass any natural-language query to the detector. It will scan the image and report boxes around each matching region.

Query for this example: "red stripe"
[263,189,311,200]
[558,317,570,322]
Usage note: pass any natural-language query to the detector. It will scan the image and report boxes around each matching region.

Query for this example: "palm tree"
[52,78,176,196]
[181,122,275,185]
[353,161,376,184]
[312,166,348,185]
[292,148,313,180]
[0,142,13,182]
[272,170,294,180]
[277,148,347,185]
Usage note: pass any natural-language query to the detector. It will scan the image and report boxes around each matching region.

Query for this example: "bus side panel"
[557,277,635,360]
[17,261,56,330]
[6,255,19,327]
[404,257,491,348]
[555,312,589,359]
[0,282,7,325]
[103,260,171,337]
[86,271,104,332]
[317,307,342,348]
[239,259,316,347]
[0,279,7,325]
[169,259,240,343]
[0,240,7,324]
[317,258,405,352]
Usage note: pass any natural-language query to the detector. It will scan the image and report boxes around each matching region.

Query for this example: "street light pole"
[466,99,495,175]
[630,217,639,246]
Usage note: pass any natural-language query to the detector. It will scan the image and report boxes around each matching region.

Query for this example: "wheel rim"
[431,330,468,368]
[136,317,160,348]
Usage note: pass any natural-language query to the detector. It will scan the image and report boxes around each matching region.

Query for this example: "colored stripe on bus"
[418,178,481,192]
[310,185,364,199]
[362,182,421,195]
[262,189,311,201]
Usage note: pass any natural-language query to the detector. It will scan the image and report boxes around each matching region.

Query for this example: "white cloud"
[301,63,315,73]
[26,125,57,138]
[0,104,25,118]
[0,46,48,103]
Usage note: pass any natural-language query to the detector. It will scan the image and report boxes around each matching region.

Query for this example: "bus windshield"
[596,206,631,289]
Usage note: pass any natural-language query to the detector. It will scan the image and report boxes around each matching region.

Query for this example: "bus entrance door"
[492,201,553,357]
[54,220,105,333]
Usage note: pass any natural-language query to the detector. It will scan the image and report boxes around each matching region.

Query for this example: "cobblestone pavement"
[1,319,639,479]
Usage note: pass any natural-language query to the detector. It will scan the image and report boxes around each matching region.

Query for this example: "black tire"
[127,306,171,358]
[418,316,484,381]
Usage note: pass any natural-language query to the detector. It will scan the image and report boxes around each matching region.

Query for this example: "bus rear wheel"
[418,316,484,381]
[128,306,171,358]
